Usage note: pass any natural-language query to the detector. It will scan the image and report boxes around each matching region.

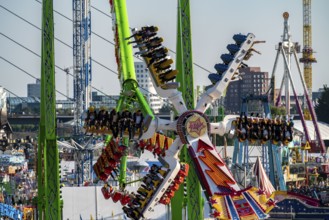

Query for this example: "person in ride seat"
[119,109,133,139]
[133,109,144,138]
[109,109,120,138]
[236,113,249,142]
[273,116,283,144]
[85,106,97,129]
[97,107,107,130]
[103,110,110,131]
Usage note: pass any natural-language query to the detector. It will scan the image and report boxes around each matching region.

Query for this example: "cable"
[0,32,118,102]
[0,4,168,102]
[33,0,212,73]
[33,0,116,46]
[0,9,159,98]
[0,30,157,104]
[91,5,112,19]
[0,32,40,57]
[0,5,124,77]
[0,56,71,100]
[167,48,211,73]
[90,4,212,73]
[0,5,72,49]
[3,88,28,103]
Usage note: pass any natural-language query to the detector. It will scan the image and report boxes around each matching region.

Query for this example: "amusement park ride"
[87,0,283,219]
[272,12,325,156]
[34,0,326,220]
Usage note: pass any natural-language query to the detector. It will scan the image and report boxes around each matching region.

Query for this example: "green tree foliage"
[270,106,286,117]
[315,85,329,124]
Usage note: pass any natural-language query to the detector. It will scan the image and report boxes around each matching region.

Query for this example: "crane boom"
[300,0,316,99]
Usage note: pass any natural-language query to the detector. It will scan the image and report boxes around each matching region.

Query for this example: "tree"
[315,85,329,124]
[270,106,286,117]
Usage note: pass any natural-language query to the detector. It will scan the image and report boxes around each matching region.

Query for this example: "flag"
[253,157,275,197]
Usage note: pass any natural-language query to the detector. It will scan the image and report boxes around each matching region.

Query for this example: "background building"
[91,92,119,110]
[224,67,269,114]
[27,79,41,98]
[134,62,164,114]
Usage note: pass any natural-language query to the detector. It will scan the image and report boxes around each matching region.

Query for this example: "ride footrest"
[138,133,173,156]
[93,138,126,181]
[159,163,189,205]
[101,185,135,207]
[84,124,143,138]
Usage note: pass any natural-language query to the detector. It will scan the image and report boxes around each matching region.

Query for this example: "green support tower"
[172,0,204,219]
[37,0,62,219]
[111,0,154,188]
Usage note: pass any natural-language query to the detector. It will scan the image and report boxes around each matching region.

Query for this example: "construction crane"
[300,0,316,104]
[71,0,95,186]
[73,0,92,135]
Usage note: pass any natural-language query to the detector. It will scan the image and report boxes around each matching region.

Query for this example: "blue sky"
[0,0,328,100]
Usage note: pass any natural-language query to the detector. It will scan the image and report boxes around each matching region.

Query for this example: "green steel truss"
[176,0,195,109]
[37,0,62,219]
[172,0,204,219]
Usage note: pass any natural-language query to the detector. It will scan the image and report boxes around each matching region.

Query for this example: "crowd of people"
[84,107,144,140]
[288,184,329,206]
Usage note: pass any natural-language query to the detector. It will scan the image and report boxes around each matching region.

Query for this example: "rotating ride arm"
[196,34,261,113]
[131,27,187,115]
[111,0,153,116]
[92,2,184,219]
[292,49,326,154]
[125,30,276,219]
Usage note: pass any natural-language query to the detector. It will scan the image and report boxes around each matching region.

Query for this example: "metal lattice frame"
[301,0,315,99]
[73,0,92,134]
[172,0,203,220]
[73,0,83,134]
[176,0,194,110]
[38,0,62,219]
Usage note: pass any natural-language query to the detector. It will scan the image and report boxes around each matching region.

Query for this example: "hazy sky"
[0,0,328,100]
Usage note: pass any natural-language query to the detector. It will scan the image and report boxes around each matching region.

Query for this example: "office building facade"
[134,62,164,113]
[27,79,41,98]
[224,67,269,114]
